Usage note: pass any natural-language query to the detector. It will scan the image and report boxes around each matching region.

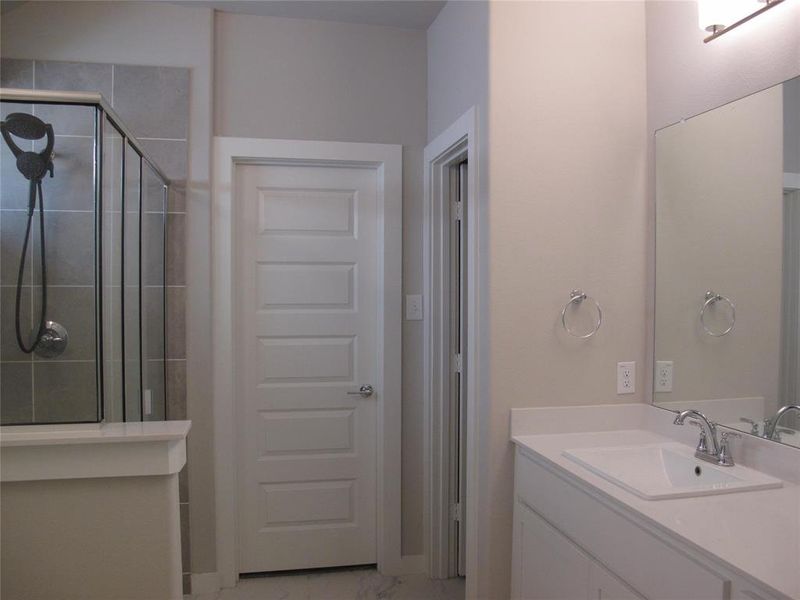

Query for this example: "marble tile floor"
[186,566,465,600]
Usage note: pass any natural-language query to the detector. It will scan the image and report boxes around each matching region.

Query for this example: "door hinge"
[453,200,463,221]
[454,353,462,373]
[451,502,462,522]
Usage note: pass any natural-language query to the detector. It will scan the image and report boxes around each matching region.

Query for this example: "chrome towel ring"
[561,289,602,339]
[700,290,735,337]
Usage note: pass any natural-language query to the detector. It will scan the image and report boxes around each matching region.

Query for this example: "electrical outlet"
[617,361,635,395]
[406,294,423,320]
[655,360,673,393]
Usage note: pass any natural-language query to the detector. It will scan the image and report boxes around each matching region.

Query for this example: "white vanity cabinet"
[511,446,787,600]
[513,498,643,600]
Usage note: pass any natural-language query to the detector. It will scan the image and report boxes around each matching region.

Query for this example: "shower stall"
[0,88,168,425]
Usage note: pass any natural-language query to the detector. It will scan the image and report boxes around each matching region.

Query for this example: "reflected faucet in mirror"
[764,405,800,442]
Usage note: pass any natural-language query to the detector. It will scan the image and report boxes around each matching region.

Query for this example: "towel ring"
[561,289,602,339]
[700,290,735,337]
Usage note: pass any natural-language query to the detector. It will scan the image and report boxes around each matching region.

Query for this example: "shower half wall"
[1,58,191,592]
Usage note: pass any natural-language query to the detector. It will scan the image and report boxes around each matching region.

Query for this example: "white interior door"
[235,162,379,573]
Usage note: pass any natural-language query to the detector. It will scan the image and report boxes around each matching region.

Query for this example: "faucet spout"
[764,405,800,440]
[673,409,720,457]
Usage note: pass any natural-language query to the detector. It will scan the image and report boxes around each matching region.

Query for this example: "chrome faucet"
[673,409,739,466]
[764,405,800,441]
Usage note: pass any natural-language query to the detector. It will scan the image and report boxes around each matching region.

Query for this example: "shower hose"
[15,178,48,354]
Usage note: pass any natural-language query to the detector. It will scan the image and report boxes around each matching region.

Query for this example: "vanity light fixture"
[699,0,785,43]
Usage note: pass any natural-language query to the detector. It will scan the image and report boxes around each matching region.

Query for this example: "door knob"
[347,385,374,398]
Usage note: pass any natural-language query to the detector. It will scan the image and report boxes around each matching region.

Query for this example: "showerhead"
[1,112,55,182]
[2,112,49,140]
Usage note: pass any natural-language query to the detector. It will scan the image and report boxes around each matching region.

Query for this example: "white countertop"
[513,428,800,600]
[0,420,191,447]
[1,421,191,481]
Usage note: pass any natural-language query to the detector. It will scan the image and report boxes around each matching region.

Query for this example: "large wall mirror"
[654,76,800,448]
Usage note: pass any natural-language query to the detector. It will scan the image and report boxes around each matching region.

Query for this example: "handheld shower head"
[0,112,65,357]
[1,112,55,182]
[2,112,49,140]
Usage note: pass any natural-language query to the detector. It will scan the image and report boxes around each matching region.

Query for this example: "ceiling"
[176,1,446,30]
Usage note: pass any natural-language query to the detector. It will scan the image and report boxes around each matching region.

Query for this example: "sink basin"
[563,443,783,500]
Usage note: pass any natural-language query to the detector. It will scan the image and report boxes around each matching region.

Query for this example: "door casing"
[212,137,404,588]
[423,108,480,584]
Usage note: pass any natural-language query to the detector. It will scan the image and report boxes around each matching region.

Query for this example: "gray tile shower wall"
[0,58,190,591]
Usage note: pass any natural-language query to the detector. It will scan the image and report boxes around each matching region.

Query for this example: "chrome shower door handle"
[347,385,374,398]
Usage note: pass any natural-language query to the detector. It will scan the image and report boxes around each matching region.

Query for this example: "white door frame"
[212,137,403,588]
[423,108,479,581]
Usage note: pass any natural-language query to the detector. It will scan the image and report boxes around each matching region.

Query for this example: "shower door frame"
[0,88,170,425]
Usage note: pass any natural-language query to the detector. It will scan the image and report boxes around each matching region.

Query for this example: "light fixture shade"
[697,0,761,32]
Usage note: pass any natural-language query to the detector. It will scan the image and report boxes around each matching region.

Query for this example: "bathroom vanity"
[510,405,800,600]
[0,421,190,600]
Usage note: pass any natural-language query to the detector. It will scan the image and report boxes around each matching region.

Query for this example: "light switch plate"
[406,294,423,320]
[617,361,635,395]
[655,361,673,393]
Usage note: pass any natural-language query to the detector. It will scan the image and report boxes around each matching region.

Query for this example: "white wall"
[427,3,490,595]
[654,85,784,415]
[646,0,800,133]
[0,0,217,574]
[485,3,648,598]
[427,0,489,141]
[214,12,429,556]
[786,77,800,175]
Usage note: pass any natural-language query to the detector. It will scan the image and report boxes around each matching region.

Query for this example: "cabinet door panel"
[589,563,646,600]
[512,501,590,600]
[515,449,728,599]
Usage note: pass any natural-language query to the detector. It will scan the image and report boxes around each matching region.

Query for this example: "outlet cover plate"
[656,360,673,393]
[617,361,636,395]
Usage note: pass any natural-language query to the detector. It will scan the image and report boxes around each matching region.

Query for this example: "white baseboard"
[190,557,424,594]
[190,572,220,595]
[396,554,427,575]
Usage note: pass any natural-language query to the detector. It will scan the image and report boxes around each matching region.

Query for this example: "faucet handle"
[686,420,711,453]
[739,417,760,436]
[695,428,709,454]
[717,431,741,466]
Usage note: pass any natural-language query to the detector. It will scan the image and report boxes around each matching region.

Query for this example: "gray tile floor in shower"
[186,567,465,600]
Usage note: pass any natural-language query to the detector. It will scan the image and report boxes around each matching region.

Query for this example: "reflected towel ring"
[561,289,602,339]
[700,290,735,337]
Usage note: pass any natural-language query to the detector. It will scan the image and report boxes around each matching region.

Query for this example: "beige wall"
[654,86,784,416]
[0,0,217,574]
[427,3,647,597]
[2,475,183,599]
[214,12,430,556]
